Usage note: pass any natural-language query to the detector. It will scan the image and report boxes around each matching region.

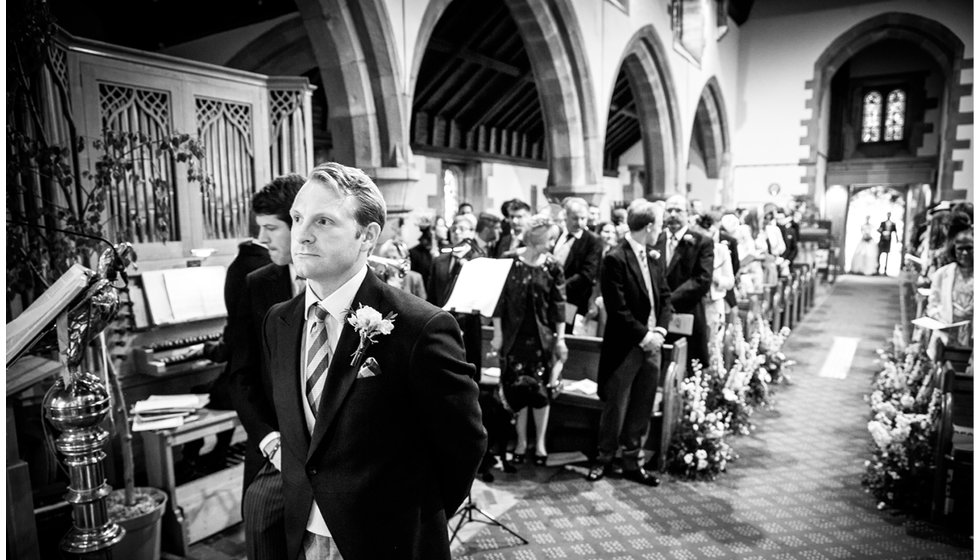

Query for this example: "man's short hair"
[627,200,660,232]
[307,162,386,232]
[252,173,306,226]
[504,199,531,216]
[562,197,589,212]
[476,212,502,233]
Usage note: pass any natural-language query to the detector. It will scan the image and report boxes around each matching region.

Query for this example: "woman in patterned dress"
[491,216,568,466]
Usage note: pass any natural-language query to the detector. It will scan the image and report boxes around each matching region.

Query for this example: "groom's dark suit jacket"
[654,229,714,369]
[262,270,486,560]
[597,240,672,400]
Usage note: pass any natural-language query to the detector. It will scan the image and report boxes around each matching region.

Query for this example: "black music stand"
[449,490,528,547]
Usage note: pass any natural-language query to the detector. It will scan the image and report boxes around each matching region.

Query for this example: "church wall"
[733,0,974,204]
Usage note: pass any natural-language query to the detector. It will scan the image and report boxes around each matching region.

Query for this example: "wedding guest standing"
[925,218,973,359]
[491,216,568,466]
[262,162,485,560]
[655,194,714,369]
[552,197,602,333]
[587,200,671,486]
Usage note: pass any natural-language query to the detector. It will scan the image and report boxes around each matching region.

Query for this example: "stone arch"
[690,77,729,180]
[409,0,600,196]
[610,25,682,196]
[235,0,407,170]
[800,12,969,199]
[226,15,316,76]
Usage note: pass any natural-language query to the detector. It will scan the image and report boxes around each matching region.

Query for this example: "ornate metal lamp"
[39,243,136,554]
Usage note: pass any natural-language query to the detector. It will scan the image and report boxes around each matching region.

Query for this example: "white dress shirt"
[626,236,667,347]
[553,229,582,267]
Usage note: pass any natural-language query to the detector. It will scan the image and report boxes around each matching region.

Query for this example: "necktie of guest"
[306,305,331,417]
[667,234,679,264]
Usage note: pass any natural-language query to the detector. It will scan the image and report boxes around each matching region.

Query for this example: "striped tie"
[306,306,331,417]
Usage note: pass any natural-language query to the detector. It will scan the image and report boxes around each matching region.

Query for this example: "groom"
[261,162,486,560]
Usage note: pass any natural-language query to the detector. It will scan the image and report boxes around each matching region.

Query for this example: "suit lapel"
[307,272,385,460]
[276,296,310,457]
[623,242,648,298]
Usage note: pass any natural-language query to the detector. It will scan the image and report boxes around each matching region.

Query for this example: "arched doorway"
[687,77,730,207]
[801,13,968,205]
[804,13,966,271]
[602,25,681,200]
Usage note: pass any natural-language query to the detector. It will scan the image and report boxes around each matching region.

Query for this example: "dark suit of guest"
[492,233,522,258]
[210,240,271,406]
[230,262,293,560]
[718,231,740,309]
[409,244,434,287]
[654,228,714,369]
[264,271,486,560]
[596,239,672,468]
[556,229,603,324]
[779,221,800,264]
[427,239,487,373]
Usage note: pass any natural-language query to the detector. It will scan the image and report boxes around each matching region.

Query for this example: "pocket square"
[357,357,381,379]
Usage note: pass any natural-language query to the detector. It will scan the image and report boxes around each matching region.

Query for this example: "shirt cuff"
[653,326,667,337]
[258,431,280,457]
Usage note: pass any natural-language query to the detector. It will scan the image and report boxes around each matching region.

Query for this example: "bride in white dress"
[851,217,878,275]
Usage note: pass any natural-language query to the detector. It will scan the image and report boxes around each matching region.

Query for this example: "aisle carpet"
[452,276,973,560]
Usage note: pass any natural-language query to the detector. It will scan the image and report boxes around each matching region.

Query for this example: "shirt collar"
[670,226,688,241]
[566,229,584,241]
[626,235,646,257]
[304,264,368,322]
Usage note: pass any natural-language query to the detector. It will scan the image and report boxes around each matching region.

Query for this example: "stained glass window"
[861,91,882,143]
[884,89,906,141]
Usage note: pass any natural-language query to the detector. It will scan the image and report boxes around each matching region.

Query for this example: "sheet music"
[443,257,513,317]
[6,263,90,366]
[141,266,226,325]
[141,270,174,325]
[164,266,226,322]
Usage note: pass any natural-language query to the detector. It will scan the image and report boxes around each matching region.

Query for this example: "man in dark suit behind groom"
[587,199,672,486]
[261,162,486,560]
[228,173,306,560]
[654,194,714,369]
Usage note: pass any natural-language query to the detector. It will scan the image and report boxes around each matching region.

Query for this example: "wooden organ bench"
[141,409,248,557]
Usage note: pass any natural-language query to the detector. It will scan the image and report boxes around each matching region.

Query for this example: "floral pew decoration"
[666,361,737,480]
[862,342,940,512]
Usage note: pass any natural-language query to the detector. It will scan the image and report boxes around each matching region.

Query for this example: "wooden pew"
[931,363,974,529]
[479,327,684,462]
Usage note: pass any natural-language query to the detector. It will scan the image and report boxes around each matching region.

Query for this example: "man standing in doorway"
[878,212,898,275]
[263,162,485,560]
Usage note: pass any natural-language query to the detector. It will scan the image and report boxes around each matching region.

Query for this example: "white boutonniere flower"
[346,304,397,366]
[682,233,694,244]
[650,249,662,260]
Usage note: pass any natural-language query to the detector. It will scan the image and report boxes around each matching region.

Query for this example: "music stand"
[449,490,528,547]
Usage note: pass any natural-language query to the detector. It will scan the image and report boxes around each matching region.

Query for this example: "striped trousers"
[242,462,288,560]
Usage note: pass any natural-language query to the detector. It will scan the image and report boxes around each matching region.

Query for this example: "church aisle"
[455,276,973,559]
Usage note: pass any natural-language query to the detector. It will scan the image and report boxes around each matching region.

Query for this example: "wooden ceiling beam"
[470,72,533,127]
[427,38,522,77]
